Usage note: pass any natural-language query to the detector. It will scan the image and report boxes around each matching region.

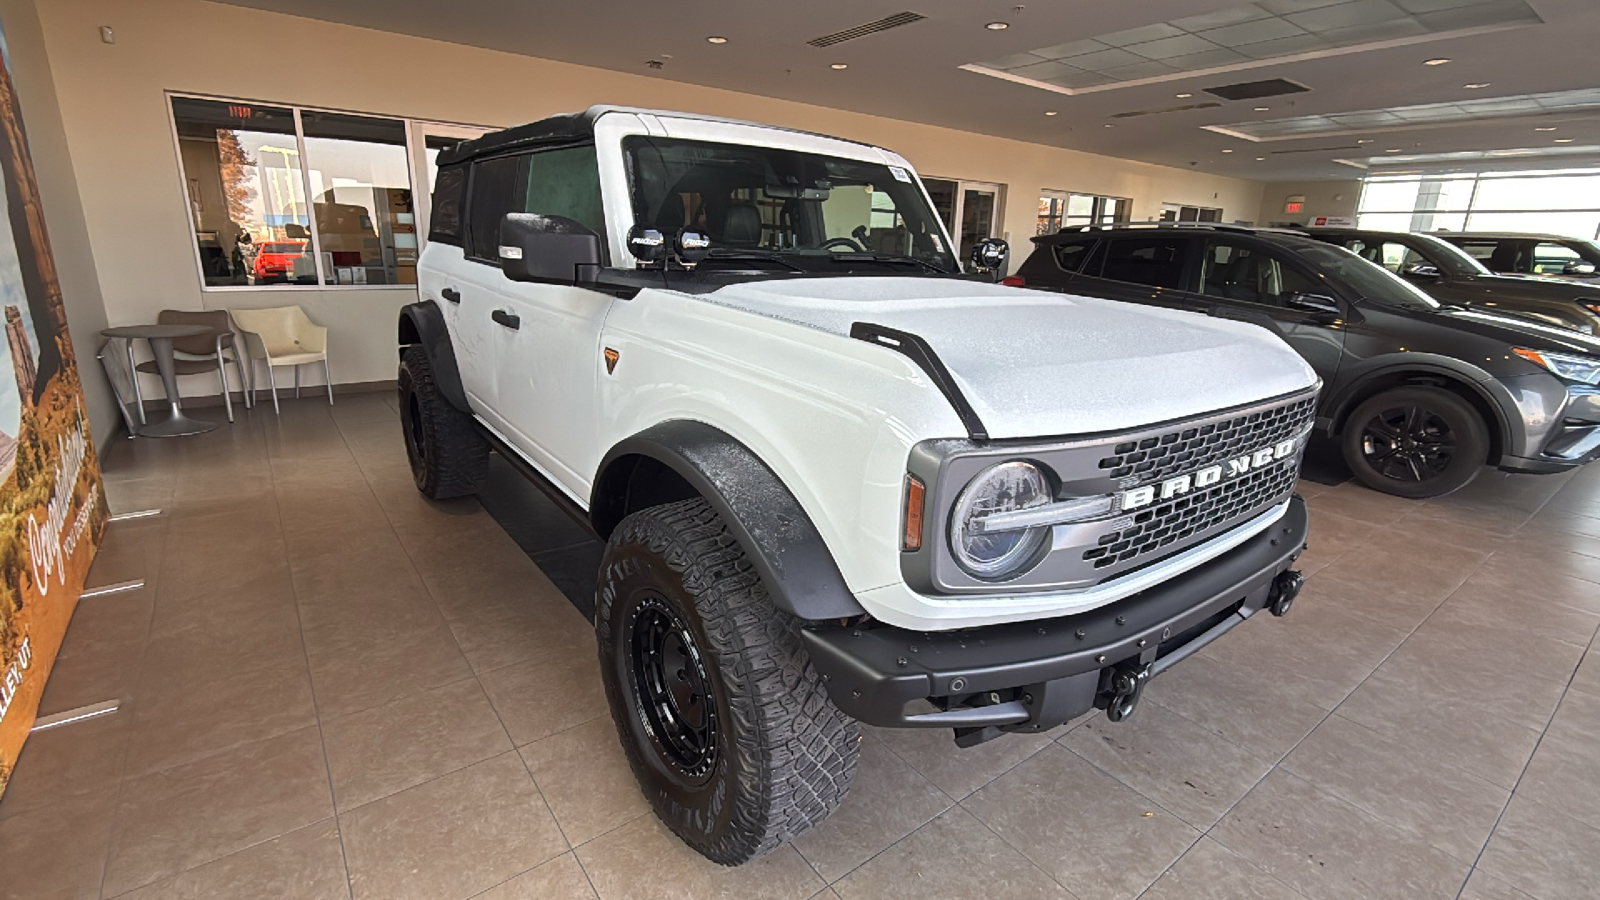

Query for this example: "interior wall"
[0,0,119,450]
[1256,180,1364,228]
[34,0,1268,391]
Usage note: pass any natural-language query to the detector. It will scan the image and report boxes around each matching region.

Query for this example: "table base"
[138,412,217,438]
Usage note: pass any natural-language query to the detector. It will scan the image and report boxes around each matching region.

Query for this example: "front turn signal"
[902,475,926,551]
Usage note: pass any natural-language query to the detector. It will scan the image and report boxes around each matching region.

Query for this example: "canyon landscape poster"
[0,20,107,798]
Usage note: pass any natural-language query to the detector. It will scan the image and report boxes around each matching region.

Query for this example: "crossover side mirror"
[1285,291,1342,316]
[499,213,601,284]
[969,237,1009,280]
[1562,260,1597,276]
[1400,261,1441,280]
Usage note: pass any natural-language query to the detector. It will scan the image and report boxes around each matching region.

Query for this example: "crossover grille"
[1084,457,1298,570]
[1097,395,1317,484]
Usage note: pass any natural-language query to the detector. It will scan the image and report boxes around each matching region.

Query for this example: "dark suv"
[1010,223,1600,497]
[1301,227,1600,333]
[1436,232,1600,284]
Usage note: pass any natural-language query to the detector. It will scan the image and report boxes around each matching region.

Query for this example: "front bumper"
[802,495,1309,737]
[1497,383,1600,474]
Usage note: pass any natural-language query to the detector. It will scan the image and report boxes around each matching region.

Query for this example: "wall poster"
[0,21,107,798]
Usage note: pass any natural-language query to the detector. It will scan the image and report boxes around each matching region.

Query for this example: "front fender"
[593,421,866,621]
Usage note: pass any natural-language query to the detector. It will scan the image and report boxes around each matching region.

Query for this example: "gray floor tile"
[517,716,649,848]
[0,788,116,900]
[474,853,598,899]
[1476,795,1600,900]
[790,738,953,882]
[576,815,824,900]
[114,819,349,900]
[831,806,1070,900]
[1140,837,1309,900]
[863,719,1058,800]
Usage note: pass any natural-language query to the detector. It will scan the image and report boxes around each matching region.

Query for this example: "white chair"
[228,305,333,413]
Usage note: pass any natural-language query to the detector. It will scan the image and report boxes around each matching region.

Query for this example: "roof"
[435,105,882,166]
[1031,222,1308,243]
[1431,232,1594,242]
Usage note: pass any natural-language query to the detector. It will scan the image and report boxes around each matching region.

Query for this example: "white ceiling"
[216,0,1600,182]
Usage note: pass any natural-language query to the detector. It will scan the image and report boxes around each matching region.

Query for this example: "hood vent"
[1203,79,1310,101]
[808,12,926,47]
[1111,101,1223,119]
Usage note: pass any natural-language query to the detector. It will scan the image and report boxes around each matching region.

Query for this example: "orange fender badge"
[603,347,620,374]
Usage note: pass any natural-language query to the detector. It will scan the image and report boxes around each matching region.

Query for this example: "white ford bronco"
[398,106,1320,865]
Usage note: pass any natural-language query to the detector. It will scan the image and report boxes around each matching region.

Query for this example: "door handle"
[491,309,521,330]
[441,287,461,304]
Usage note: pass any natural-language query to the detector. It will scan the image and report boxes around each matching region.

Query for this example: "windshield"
[1294,242,1442,311]
[261,243,304,255]
[624,137,958,272]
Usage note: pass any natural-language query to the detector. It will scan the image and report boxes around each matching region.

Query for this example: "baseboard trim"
[143,379,397,412]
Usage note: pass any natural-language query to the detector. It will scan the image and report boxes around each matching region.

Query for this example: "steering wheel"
[820,236,866,252]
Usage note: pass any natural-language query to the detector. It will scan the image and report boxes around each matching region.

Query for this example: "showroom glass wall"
[1036,190,1131,234]
[1357,169,1600,239]
[168,94,488,291]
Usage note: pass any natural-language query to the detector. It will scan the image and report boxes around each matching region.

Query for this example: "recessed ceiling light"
[1253,106,1270,112]
[1555,138,1576,143]
[706,36,728,44]
[1176,92,1193,98]
[1535,126,1558,131]
[1386,148,1403,152]
[1255,156,1266,161]
[985,21,1009,30]
[830,63,848,70]
[1044,110,1058,116]
[1103,123,1116,128]
[1423,58,1451,66]
[1356,139,1374,144]
[1221,148,1234,153]
[1463,82,1491,89]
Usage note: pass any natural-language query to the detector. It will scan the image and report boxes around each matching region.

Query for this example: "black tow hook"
[1105,663,1151,723]
[1269,570,1304,617]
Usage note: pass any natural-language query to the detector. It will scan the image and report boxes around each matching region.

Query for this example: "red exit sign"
[1284,201,1304,214]
[228,105,253,119]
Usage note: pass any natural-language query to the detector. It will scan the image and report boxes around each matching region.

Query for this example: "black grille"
[1097,395,1316,483]
[1084,457,1299,569]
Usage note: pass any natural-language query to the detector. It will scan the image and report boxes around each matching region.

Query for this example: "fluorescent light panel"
[1208,87,1600,140]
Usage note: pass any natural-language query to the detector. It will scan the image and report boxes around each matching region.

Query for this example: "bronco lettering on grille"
[1120,437,1300,512]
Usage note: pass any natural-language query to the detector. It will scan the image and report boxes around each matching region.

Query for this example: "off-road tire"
[1342,386,1488,499]
[596,498,860,865]
[398,344,488,499]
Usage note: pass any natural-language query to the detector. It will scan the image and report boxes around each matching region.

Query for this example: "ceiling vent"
[1111,102,1223,119]
[1203,79,1310,101]
[808,12,926,48]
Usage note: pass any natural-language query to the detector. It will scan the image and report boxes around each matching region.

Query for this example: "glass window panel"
[1066,194,1095,217]
[428,164,467,245]
[923,178,958,235]
[1411,211,1467,232]
[524,145,606,237]
[1356,212,1416,231]
[1531,241,1581,275]
[1465,211,1600,240]
[1358,179,1421,213]
[1469,175,1600,212]
[301,112,413,285]
[171,97,308,287]
[466,154,529,261]
[1102,237,1187,289]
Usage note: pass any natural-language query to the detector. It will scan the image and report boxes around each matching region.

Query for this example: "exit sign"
[228,105,253,119]
[1284,201,1304,214]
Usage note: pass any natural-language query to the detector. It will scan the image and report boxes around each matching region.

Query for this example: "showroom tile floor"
[2,392,1599,900]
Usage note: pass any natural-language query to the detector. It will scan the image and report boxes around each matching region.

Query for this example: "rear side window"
[1050,239,1098,272]
[429,164,468,245]
[1454,240,1499,262]
[465,154,530,262]
[1097,237,1187,289]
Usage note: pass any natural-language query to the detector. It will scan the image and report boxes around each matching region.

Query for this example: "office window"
[172,97,309,287]
[1038,191,1130,234]
[1160,204,1222,223]
[301,111,414,285]
[1357,169,1600,239]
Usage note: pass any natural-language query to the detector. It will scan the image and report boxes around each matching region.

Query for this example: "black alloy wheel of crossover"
[628,595,718,783]
[597,498,860,865]
[1342,386,1488,499]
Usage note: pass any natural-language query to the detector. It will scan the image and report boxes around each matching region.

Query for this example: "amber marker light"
[902,475,926,551]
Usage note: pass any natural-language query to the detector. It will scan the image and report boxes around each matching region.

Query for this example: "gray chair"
[133,309,249,423]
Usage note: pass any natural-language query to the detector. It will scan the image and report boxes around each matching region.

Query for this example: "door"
[487,144,615,499]
[1195,238,1347,383]
[924,178,1004,265]
[447,153,528,420]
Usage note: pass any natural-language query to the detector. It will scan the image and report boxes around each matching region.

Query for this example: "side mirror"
[1400,261,1441,280]
[1563,260,1597,276]
[498,213,601,284]
[1285,291,1341,316]
[969,237,1009,279]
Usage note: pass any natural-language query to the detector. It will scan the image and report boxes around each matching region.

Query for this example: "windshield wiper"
[701,249,806,272]
[826,252,952,274]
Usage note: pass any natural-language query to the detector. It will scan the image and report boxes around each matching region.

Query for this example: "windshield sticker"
[888,166,912,183]
[931,234,944,252]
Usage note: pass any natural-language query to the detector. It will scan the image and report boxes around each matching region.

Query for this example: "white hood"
[698,277,1318,439]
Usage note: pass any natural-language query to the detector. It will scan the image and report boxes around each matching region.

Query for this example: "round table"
[102,324,218,437]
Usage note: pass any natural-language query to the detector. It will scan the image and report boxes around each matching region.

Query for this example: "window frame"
[1198,237,1325,311]
[166,90,490,292]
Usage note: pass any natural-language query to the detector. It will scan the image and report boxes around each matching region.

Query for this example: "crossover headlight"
[1513,348,1600,386]
[949,461,1053,580]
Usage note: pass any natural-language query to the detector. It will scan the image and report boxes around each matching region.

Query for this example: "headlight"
[949,461,1053,580]
[1513,347,1600,385]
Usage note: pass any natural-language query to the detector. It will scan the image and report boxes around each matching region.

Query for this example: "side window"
[465,154,529,262]
[1455,240,1498,263]
[1532,241,1581,275]
[429,164,467,245]
[1200,241,1318,307]
[1051,238,1097,272]
[525,145,606,237]
[1342,238,1383,266]
[1097,237,1186,289]
[1378,241,1426,273]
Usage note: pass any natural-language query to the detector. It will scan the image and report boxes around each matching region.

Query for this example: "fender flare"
[1324,357,1517,453]
[398,300,470,413]
[592,421,867,621]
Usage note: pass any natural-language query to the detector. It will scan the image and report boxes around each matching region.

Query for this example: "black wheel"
[1342,386,1488,498]
[596,498,860,865]
[398,345,488,499]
